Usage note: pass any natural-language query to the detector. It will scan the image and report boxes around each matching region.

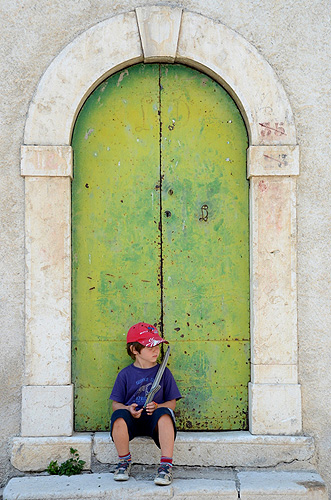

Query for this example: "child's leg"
[157,414,175,458]
[112,417,130,456]
[111,413,133,481]
[145,408,177,485]
[154,414,175,485]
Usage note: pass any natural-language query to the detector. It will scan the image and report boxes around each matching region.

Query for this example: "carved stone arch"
[20,6,301,439]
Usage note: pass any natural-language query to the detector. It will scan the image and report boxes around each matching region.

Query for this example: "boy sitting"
[110,322,182,486]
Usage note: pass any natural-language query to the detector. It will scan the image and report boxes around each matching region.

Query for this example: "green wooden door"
[72,63,249,431]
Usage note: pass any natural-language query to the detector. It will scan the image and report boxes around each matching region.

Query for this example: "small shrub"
[46,448,86,476]
[46,460,60,475]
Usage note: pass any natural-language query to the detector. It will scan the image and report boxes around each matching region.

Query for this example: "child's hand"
[128,403,143,419]
[145,401,158,416]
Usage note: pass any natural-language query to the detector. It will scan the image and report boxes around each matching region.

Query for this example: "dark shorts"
[110,407,177,449]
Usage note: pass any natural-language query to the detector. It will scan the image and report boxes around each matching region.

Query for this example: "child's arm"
[112,400,143,419]
[145,399,176,415]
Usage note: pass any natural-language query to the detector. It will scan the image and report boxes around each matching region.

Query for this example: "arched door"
[72,63,249,431]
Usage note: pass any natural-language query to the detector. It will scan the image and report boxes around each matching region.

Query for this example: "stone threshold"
[11,431,314,472]
[3,470,328,500]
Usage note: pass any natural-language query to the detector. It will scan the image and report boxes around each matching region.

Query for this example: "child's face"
[133,344,160,366]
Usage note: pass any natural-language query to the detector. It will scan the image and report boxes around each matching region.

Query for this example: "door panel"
[160,65,249,429]
[72,63,249,431]
[72,64,161,430]
[172,341,250,430]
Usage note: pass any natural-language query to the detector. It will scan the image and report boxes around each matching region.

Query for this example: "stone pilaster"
[21,146,73,436]
[248,145,301,434]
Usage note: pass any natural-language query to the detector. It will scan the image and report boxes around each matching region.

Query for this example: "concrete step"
[94,431,316,468]
[3,468,328,500]
[12,432,315,472]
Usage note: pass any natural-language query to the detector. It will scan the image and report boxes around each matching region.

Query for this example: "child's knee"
[113,417,127,430]
[159,413,172,423]
[157,413,174,431]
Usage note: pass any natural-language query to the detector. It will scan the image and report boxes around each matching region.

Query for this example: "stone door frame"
[20,6,301,438]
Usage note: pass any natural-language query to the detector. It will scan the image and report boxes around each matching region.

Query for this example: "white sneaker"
[113,460,131,481]
[154,464,173,486]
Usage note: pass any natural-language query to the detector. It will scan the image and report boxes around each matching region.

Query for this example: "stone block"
[25,176,71,385]
[248,145,299,177]
[3,475,173,500]
[252,364,298,384]
[21,385,73,437]
[250,177,297,365]
[21,146,73,177]
[11,435,92,472]
[3,474,238,500]
[136,6,182,62]
[177,11,296,146]
[238,470,328,499]
[93,431,313,467]
[249,383,302,435]
[175,432,312,467]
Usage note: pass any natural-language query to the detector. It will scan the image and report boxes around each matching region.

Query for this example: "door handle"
[199,204,209,222]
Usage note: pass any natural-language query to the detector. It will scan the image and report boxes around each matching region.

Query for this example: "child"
[109,322,182,486]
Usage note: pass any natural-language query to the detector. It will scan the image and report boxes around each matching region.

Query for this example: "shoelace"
[157,464,171,475]
[116,460,130,471]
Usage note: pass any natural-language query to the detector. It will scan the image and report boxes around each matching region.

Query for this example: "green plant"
[46,448,86,476]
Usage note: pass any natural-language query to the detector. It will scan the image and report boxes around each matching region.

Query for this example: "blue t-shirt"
[110,364,182,410]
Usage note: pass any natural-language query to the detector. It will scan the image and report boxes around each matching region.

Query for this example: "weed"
[46,448,86,476]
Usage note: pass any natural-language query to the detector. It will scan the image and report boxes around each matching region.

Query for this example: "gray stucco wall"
[0,0,330,494]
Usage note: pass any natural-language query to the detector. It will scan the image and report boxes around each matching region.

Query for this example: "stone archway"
[19,6,301,440]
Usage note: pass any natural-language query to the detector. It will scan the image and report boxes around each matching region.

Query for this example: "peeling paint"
[117,69,129,87]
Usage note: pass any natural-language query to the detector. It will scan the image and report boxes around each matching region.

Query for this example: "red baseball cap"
[127,322,169,347]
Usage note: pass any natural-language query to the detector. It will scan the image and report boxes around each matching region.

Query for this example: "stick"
[143,346,170,408]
